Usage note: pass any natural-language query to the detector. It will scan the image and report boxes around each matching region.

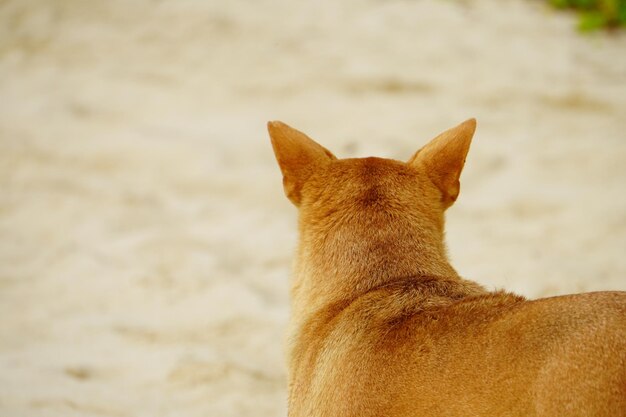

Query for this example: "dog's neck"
[290,215,461,317]
[286,210,489,405]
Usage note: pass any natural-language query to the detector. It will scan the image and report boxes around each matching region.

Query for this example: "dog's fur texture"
[268,119,626,417]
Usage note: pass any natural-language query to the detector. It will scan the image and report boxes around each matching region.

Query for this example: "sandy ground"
[0,0,625,416]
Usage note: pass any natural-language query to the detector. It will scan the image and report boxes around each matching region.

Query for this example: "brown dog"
[268,119,626,417]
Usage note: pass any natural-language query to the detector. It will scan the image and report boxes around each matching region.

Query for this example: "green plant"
[549,0,626,31]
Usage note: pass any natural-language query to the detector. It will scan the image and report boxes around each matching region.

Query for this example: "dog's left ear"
[268,121,336,206]
[408,118,476,208]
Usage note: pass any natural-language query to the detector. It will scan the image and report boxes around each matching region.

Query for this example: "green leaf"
[578,11,608,30]
[550,0,569,8]
[573,0,597,9]
[618,3,626,24]
[548,0,626,30]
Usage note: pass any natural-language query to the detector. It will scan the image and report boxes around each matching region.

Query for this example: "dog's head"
[268,119,475,230]
[268,119,476,302]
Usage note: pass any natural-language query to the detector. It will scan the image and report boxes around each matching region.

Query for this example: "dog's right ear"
[268,121,336,206]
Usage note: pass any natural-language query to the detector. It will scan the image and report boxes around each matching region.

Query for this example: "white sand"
[1,0,625,415]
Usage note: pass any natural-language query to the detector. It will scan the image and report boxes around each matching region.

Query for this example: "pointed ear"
[268,121,336,206]
[407,118,476,208]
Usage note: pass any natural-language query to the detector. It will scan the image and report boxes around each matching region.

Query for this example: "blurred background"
[1,0,625,416]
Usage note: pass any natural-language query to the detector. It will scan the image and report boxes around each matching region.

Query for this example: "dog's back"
[268,119,626,417]
[296,289,625,417]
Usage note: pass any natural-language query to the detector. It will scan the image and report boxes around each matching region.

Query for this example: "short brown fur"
[268,120,626,417]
